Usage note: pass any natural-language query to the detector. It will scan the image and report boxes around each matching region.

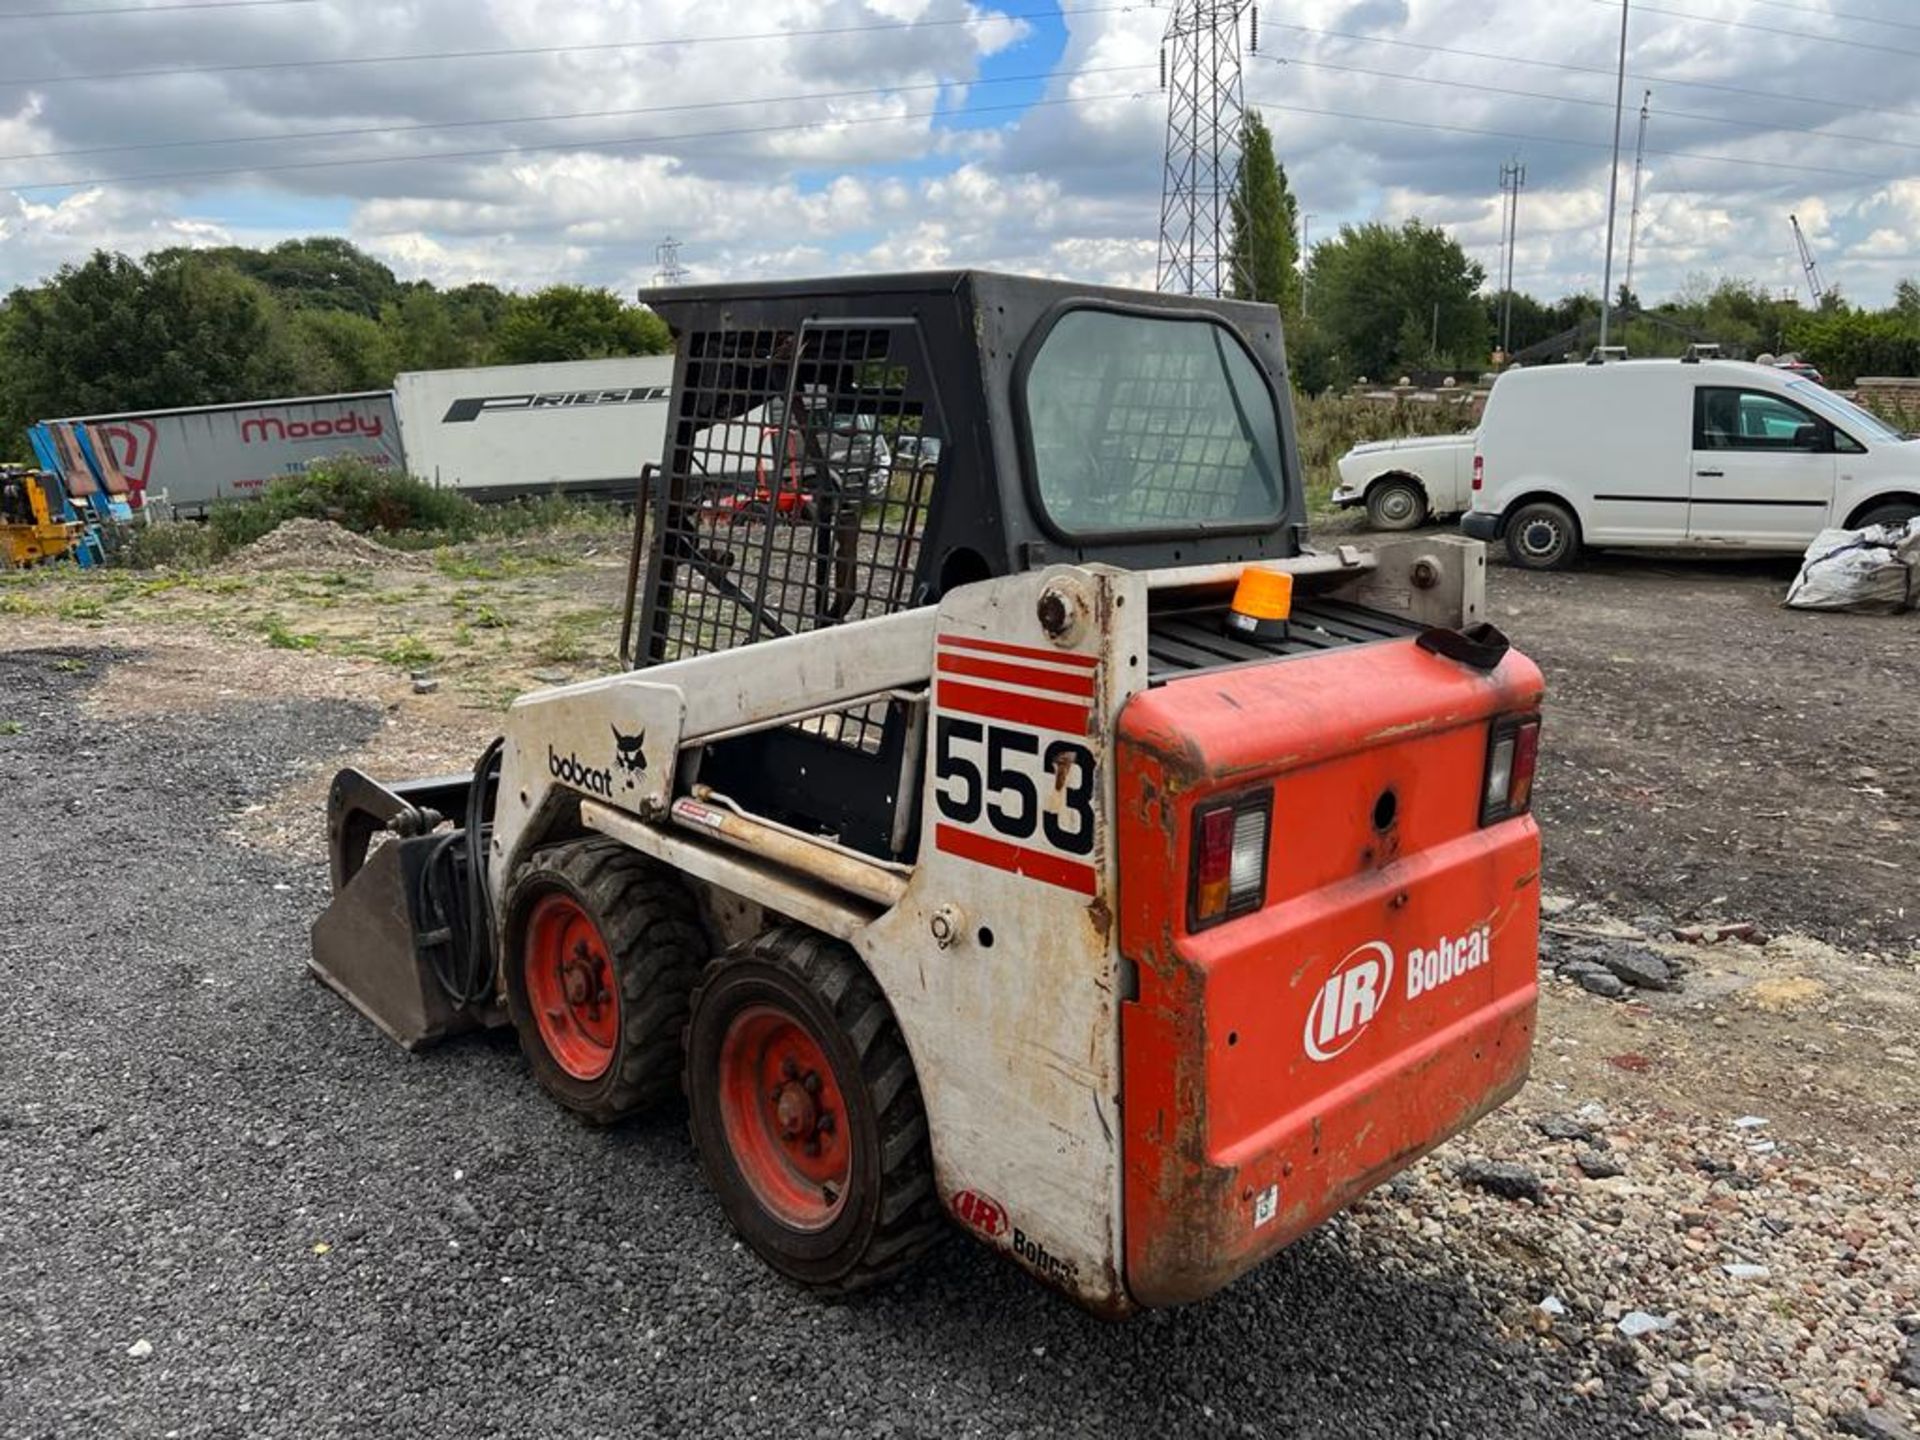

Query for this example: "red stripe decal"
[937,633,1100,669]
[937,678,1091,735]
[936,651,1097,699]
[935,824,1098,895]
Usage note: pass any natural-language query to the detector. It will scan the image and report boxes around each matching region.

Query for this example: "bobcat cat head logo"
[612,725,647,778]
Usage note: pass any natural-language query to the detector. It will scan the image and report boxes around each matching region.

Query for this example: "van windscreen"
[1785,380,1904,445]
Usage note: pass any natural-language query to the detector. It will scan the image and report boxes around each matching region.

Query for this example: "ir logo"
[1303,941,1395,1062]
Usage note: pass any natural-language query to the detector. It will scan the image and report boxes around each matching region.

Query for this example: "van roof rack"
[1585,345,1630,365]
[1681,343,1723,364]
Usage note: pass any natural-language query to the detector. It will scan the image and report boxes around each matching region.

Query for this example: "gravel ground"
[0,644,1679,1439]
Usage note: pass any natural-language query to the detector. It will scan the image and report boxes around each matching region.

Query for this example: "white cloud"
[0,0,1913,306]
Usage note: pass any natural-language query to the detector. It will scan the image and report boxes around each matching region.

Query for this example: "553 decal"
[933,717,1095,856]
[929,631,1102,895]
[931,716,1101,895]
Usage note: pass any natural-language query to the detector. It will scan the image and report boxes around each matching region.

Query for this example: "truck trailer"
[54,392,402,519]
[392,356,674,499]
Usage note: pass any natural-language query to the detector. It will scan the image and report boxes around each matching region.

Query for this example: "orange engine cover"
[1116,637,1545,1307]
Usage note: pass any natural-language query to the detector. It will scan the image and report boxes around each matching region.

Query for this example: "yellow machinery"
[0,466,81,568]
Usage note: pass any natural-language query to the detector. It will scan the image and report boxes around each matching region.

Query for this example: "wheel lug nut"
[817,1112,835,1134]
[803,1071,821,1094]
[804,1138,821,1157]
[781,1056,799,1080]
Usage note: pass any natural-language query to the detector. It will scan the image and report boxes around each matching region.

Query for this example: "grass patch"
[534,624,591,664]
[0,719,22,736]
[50,657,89,672]
[374,635,437,669]
[260,616,321,651]
[56,595,107,620]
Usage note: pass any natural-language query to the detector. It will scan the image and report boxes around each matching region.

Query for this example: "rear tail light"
[1190,790,1272,929]
[1472,453,1485,491]
[1481,714,1541,825]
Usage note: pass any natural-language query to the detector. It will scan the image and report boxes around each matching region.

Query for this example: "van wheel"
[1854,501,1918,531]
[1505,500,1581,570]
[1366,477,1428,531]
[685,927,940,1294]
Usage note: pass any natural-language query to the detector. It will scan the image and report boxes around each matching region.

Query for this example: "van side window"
[1693,387,1827,452]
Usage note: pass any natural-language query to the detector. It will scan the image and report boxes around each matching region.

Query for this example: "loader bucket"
[309,767,500,1051]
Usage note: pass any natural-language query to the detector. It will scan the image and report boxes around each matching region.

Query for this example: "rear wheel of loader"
[685,927,940,1293]
[503,839,706,1125]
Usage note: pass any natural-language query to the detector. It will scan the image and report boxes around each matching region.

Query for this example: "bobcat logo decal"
[612,725,648,785]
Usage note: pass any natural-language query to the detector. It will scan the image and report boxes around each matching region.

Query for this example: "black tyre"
[685,927,940,1294]
[1504,499,1581,571]
[1854,501,1919,531]
[1365,476,1428,531]
[502,839,707,1124]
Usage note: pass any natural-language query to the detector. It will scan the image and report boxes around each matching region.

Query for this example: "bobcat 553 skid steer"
[312,272,1543,1314]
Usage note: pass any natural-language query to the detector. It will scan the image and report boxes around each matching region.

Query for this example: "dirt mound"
[225,518,428,573]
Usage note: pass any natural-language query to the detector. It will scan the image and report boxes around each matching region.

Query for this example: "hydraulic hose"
[456,736,506,1006]
[414,736,505,1007]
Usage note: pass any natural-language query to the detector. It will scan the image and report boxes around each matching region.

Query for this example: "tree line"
[0,237,670,451]
[1228,110,1920,390]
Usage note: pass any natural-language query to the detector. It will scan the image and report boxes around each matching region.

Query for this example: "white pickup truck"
[1331,432,1477,530]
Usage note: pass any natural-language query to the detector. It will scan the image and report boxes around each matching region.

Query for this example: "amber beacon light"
[1225,567,1293,641]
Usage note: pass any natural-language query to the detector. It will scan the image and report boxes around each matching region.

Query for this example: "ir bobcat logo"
[612,725,648,783]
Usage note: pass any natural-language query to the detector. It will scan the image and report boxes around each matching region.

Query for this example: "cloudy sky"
[0,0,1915,305]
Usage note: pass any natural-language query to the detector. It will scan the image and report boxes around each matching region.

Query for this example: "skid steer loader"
[312,272,1544,1314]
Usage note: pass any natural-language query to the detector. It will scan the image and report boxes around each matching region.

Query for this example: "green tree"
[0,250,302,440]
[491,285,670,364]
[153,237,402,318]
[1892,279,1920,322]
[1304,219,1488,381]
[289,308,397,392]
[1785,307,1920,386]
[1226,110,1300,316]
[381,287,470,372]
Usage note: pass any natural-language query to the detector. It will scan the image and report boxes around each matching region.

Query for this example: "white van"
[1461,358,1920,569]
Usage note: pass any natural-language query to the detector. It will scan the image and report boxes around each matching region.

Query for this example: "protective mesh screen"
[639,321,943,752]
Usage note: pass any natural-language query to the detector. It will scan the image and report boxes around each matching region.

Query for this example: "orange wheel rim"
[717,1004,851,1231]
[524,893,618,1082]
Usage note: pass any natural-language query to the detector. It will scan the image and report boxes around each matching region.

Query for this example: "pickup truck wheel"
[1505,500,1581,571]
[1365,476,1428,531]
[503,839,707,1125]
[686,927,940,1294]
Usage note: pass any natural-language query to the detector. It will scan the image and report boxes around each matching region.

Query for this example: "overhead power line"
[3,89,1155,193]
[1594,0,1920,60]
[0,62,1155,165]
[0,4,1141,89]
[1257,53,1920,155]
[1266,20,1920,124]
[1237,91,1903,184]
[1737,0,1920,34]
[9,81,1904,200]
[0,0,313,15]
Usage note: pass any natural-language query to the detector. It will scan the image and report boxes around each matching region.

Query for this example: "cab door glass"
[1694,388,1828,452]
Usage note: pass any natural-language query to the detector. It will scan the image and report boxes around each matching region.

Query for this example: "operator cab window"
[1694,387,1832,452]
[1023,309,1285,536]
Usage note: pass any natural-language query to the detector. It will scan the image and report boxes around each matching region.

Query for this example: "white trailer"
[392,356,674,500]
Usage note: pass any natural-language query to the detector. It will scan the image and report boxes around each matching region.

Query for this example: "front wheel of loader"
[685,927,941,1294]
[503,839,706,1125]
